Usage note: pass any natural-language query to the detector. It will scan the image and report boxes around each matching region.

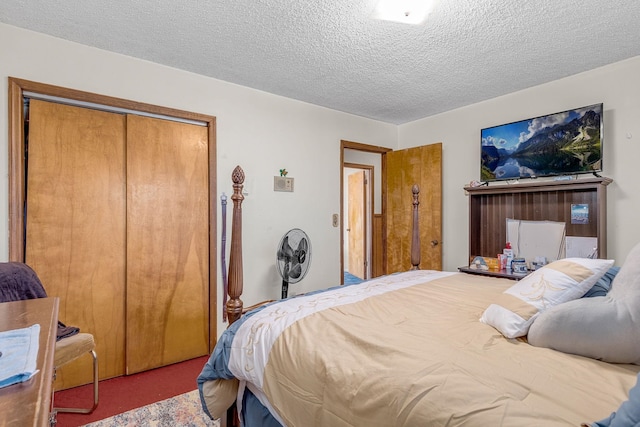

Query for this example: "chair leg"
[53,349,99,414]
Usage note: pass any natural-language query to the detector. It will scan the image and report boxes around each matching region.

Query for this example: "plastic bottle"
[503,242,514,271]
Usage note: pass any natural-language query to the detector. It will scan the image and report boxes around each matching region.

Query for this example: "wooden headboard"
[464,177,612,261]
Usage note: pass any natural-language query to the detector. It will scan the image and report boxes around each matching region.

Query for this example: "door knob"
[431,240,439,246]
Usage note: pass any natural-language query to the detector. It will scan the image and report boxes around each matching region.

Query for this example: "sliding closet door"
[26,100,127,388]
[125,115,209,374]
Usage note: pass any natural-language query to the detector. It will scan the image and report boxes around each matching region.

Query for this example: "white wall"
[0,23,397,336]
[398,56,640,271]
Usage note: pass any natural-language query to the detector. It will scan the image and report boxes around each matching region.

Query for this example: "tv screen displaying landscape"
[481,103,603,181]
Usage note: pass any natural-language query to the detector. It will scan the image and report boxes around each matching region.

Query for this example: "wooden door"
[348,171,366,279]
[26,100,127,388]
[125,115,209,374]
[386,143,442,273]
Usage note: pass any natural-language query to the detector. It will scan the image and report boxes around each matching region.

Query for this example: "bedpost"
[226,166,245,324]
[410,184,421,270]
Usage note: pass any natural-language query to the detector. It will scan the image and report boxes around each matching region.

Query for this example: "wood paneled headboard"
[465,176,612,261]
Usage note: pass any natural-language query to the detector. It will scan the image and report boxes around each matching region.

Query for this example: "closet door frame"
[7,77,218,352]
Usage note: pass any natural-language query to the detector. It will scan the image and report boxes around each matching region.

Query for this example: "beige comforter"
[224,271,640,426]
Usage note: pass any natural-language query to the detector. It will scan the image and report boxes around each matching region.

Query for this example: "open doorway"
[340,141,443,281]
[343,164,372,282]
[340,140,391,284]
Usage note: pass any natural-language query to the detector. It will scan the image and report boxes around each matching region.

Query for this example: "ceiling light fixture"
[373,0,436,25]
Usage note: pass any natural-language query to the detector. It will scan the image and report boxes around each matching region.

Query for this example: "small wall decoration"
[571,204,589,224]
[274,169,294,192]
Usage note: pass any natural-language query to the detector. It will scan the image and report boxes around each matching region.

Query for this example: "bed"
[198,166,640,426]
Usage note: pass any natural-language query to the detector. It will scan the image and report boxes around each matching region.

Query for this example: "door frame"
[340,140,391,283]
[7,77,218,351]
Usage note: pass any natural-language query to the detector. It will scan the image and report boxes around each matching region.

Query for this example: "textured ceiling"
[2,0,640,124]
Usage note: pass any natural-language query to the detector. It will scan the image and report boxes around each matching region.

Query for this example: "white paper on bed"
[506,219,566,267]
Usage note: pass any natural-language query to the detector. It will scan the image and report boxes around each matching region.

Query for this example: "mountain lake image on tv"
[481,103,603,181]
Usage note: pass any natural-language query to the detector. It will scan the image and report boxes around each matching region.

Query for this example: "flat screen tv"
[480,103,603,181]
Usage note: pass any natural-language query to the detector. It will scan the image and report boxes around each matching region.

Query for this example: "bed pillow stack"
[529,242,640,365]
[480,257,614,339]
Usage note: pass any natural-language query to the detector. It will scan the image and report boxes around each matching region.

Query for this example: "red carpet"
[53,355,209,427]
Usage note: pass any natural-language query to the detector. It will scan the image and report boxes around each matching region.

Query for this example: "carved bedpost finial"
[410,184,421,270]
[232,166,245,185]
[227,166,245,324]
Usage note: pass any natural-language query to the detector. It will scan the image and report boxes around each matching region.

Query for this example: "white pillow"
[480,258,614,338]
[529,242,640,364]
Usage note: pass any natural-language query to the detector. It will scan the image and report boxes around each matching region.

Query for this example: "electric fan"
[276,228,312,298]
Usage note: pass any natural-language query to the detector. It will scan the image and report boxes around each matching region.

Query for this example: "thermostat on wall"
[274,176,294,192]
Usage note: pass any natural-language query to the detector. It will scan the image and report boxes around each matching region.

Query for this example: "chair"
[0,262,99,416]
[52,332,99,414]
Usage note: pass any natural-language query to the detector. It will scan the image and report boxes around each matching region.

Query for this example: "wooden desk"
[0,297,59,427]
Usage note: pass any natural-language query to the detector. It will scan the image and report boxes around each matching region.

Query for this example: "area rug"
[81,390,219,427]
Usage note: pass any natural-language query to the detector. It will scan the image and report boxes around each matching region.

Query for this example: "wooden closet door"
[125,115,209,374]
[26,100,127,388]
